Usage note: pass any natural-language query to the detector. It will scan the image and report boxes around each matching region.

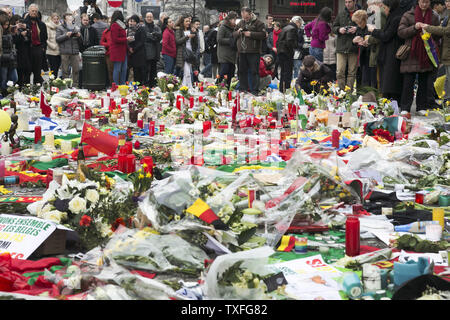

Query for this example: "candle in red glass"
[176,98,181,110]
[228,91,232,101]
[142,156,153,174]
[134,140,140,149]
[189,96,194,108]
[118,153,127,173]
[126,154,136,173]
[203,121,211,137]
[200,86,204,92]
[415,192,424,204]
[137,119,144,129]
[345,216,360,257]
[149,121,155,136]
[232,105,237,122]
[121,98,127,104]
[34,126,42,144]
[159,124,165,134]
[332,129,340,149]
[199,96,203,102]
[85,108,92,120]
[125,141,133,154]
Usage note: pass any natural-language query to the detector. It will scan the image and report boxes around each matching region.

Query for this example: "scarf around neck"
[273,29,281,47]
[412,5,432,69]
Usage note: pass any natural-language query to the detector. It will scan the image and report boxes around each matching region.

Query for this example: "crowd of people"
[0,0,448,114]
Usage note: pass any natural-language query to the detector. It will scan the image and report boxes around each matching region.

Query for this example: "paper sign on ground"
[0,214,57,259]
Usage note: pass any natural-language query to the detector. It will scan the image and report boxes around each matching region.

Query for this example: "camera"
[345,26,351,32]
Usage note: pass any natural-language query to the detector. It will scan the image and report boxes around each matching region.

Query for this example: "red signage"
[290,2,316,6]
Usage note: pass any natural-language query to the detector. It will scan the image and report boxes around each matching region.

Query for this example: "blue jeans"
[113,56,128,85]
[1,67,18,89]
[293,59,302,79]
[309,47,324,62]
[162,54,175,75]
[201,53,212,77]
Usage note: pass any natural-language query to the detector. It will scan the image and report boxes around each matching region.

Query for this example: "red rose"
[79,215,92,227]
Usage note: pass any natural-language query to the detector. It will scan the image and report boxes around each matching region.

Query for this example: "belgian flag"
[186,198,229,230]
[276,235,296,252]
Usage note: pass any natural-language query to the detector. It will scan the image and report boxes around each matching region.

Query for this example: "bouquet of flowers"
[28,167,138,250]
[179,86,190,99]
[157,74,180,93]
[206,85,218,97]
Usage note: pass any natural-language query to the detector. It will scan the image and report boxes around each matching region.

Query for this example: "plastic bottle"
[346,215,360,257]
[394,221,439,233]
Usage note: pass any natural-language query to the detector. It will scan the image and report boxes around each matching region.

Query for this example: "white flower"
[42,210,66,223]
[69,196,87,214]
[6,81,13,87]
[37,203,52,218]
[86,189,100,204]
[99,187,108,195]
[167,84,174,90]
[97,220,113,238]
[198,113,204,120]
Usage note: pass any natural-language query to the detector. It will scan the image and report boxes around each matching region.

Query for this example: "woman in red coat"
[109,10,128,85]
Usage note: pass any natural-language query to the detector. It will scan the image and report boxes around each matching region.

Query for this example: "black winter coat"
[24,15,47,50]
[79,25,98,52]
[128,26,147,68]
[206,28,218,64]
[276,22,300,58]
[371,7,405,95]
[15,29,31,71]
[1,33,16,68]
[143,22,162,61]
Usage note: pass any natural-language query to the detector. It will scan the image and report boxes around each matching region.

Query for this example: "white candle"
[1,140,11,156]
[61,140,72,153]
[44,132,55,148]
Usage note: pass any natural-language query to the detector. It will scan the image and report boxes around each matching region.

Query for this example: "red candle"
[85,108,92,120]
[137,119,144,129]
[134,140,140,149]
[415,192,424,204]
[248,189,255,208]
[189,96,194,108]
[203,121,211,137]
[200,86,204,92]
[118,153,127,173]
[126,154,136,173]
[345,216,360,257]
[125,141,133,154]
[232,105,237,122]
[121,98,127,104]
[332,129,340,149]
[149,121,155,136]
[199,96,203,102]
[111,83,117,91]
[176,98,181,110]
[142,156,153,175]
[228,91,232,101]
[159,124,165,134]
[34,126,42,144]
[110,99,116,109]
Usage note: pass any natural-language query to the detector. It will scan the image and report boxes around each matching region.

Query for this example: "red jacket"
[259,58,274,78]
[100,28,111,56]
[109,21,128,62]
[161,28,176,58]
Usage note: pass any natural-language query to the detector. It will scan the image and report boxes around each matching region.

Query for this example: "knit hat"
[263,54,274,66]
[303,55,316,68]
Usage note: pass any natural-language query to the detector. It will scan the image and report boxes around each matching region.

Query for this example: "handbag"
[395,44,411,61]
[183,47,197,65]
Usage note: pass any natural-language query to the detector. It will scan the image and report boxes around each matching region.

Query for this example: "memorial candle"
[34,126,42,144]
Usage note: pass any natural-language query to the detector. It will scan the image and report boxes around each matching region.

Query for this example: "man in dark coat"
[143,11,162,88]
[233,7,267,95]
[24,4,47,85]
[276,16,303,92]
